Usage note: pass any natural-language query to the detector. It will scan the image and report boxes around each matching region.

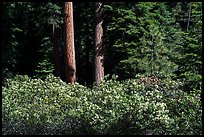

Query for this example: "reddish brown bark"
[94,2,104,86]
[64,2,76,84]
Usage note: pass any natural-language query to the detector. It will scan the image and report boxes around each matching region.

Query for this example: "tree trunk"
[94,2,104,86]
[187,2,192,32]
[64,2,76,84]
[52,23,62,78]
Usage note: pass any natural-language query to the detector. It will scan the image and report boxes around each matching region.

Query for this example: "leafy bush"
[2,74,202,135]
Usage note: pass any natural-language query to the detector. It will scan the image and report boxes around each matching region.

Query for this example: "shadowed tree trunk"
[52,22,62,78]
[187,2,192,31]
[94,2,104,86]
[64,2,76,84]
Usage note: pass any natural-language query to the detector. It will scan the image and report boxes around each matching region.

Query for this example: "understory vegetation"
[2,74,202,135]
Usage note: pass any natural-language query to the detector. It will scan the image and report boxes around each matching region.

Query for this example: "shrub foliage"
[2,74,202,135]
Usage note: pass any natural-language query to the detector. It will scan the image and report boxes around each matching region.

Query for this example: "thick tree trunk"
[64,2,76,84]
[52,23,62,78]
[94,2,104,86]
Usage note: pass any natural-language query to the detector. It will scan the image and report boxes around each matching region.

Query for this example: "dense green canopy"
[2,2,202,91]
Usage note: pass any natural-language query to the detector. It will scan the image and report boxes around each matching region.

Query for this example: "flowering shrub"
[2,74,202,135]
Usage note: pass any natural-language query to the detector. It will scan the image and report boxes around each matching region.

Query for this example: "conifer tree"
[94,2,104,85]
[64,2,76,84]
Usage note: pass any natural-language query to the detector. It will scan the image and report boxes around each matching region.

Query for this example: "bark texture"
[94,2,104,86]
[64,2,76,84]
